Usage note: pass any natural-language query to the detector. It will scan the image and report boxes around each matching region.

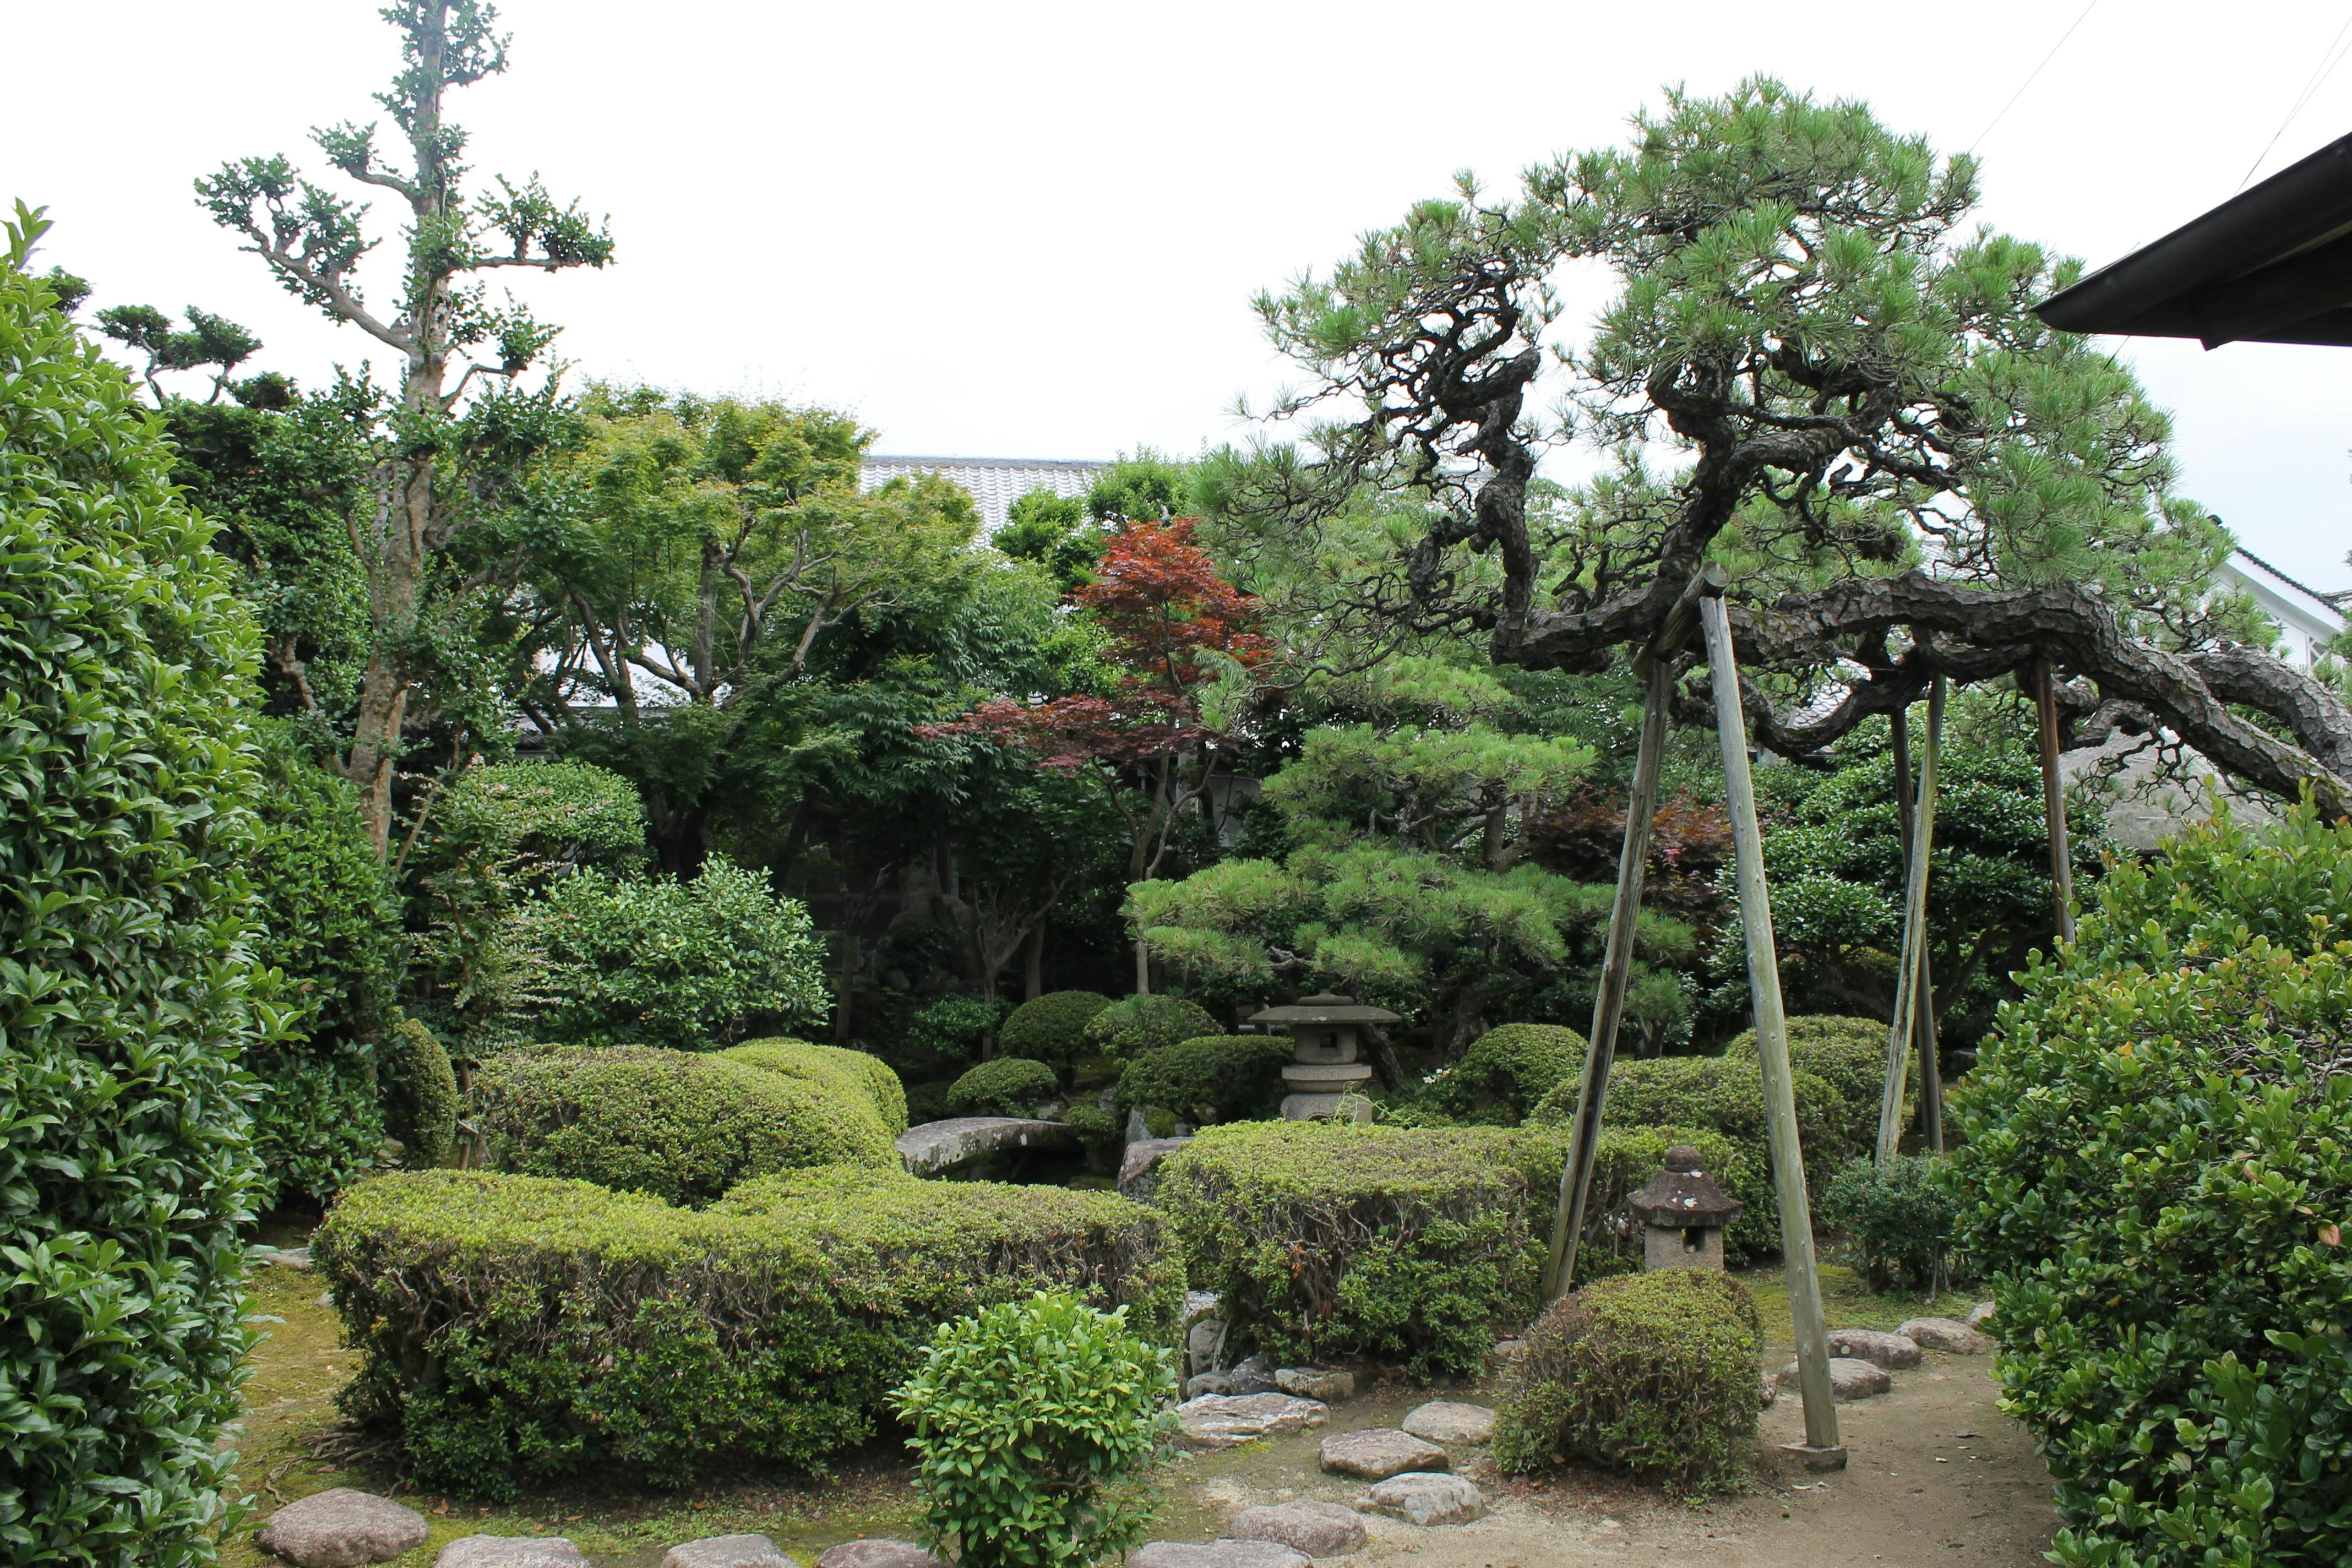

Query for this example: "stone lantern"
[1246,992,1400,1120]
[1627,1145,1744,1271]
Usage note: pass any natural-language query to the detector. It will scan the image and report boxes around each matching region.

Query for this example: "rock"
[1367,1471,1487,1527]
[1274,1366,1354,1402]
[895,1117,1077,1176]
[1825,1327,1923,1369]
[1175,1392,1330,1450]
[435,1539,589,1568]
[1125,1109,1153,1144]
[1187,1316,1228,1376]
[1898,1316,1994,1354]
[255,1488,428,1567]
[1185,1371,1235,1398]
[1967,1300,1997,1330]
[1182,1289,1223,1327]
[251,1244,312,1270]
[1226,1500,1367,1557]
[1759,1375,1778,1408]
[1130,1544,1311,1568]
[1778,1357,1893,1400]
[1401,1400,1494,1446]
[1227,1354,1281,1395]
[1320,1428,1447,1480]
[1486,1337,1529,1376]
[663,1536,797,1568]
[1119,1137,1190,1193]
[814,1544,945,1568]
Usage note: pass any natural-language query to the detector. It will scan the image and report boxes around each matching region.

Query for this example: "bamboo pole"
[1877,676,1943,1164]
[1701,592,1843,1466]
[2034,658,2077,945]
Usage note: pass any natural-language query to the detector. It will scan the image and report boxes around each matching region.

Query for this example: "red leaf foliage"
[1522,786,1732,922]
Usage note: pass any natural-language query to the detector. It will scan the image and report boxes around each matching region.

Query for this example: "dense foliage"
[722,1038,910,1135]
[378,1012,459,1168]
[997,990,1113,1069]
[1082,993,1218,1060]
[1113,1036,1293,1126]
[1820,1155,1954,1294]
[948,1057,1062,1119]
[1422,1022,1587,1125]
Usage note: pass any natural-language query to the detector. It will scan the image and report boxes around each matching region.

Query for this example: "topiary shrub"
[1082,994,1218,1060]
[0,216,266,1566]
[317,1165,1183,1495]
[1947,802,2352,1568]
[378,1011,459,1168]
[1819,1154,1954,1293]
[998,990,1113,1070]
[1114,1036,1292,1126]
[471,1046,894,1206]
[949,1057,1061,1118]
[892,1292,1175,1568]
[1429,1022,1588,1125]
[1720,1013,1907,1156]
[1492,1268,1763,1495]
[725,1037,909,1135]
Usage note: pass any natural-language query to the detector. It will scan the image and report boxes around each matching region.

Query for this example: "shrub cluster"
[1492,1269,1763,1495]
[318,1166,1183,1495]
[378,1011,460,1168]
[997,990,1112,1069]
[1114,1036,1292,1126]
[471,1046,895,1206]
[1819,1154,1953,1293]
[1427,1022,1588,1125]
[1082,994,1218,1060]
[1718,1013,1908,1155]
[949,1057,1062,1119]
[725,1037,910,1134]
[1948,804,2352,1568]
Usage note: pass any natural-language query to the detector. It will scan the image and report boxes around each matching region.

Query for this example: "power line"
[1968,0,2104,156]
[2238,6,2352,189]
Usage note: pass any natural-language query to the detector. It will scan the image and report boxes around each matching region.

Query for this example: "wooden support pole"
[1702,591,1844,1466]
[1878,676,1943,1164]
[2034,658,2077,945]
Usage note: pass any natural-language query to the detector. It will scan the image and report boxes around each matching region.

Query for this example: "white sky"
[11,0,2352,589]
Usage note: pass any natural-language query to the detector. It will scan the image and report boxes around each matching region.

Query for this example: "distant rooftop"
[861,454,1109,532]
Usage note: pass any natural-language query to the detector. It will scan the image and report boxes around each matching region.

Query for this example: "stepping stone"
[252,1245,313,1270]
[1898,1316,1994,1354]
[1401,1400,1495,1445]
[1175,1392,1330,1450]
[435,1540,589,1568]
[894,1117,1076,1176]
[1967,1300,1997,1329]
[1130,1544,1310,1568]
[815,1545,945,1568]
[1275,1366,1354,1402]
[1227,1500,1367,1557]
[664,1536,797,1568]
[1778,1357,1893,1400]
[1826,1327,1922,1369]
[255,1488,428,1567]
[1368,1471,1488,1526]
[1119,1137,1190,1193]
[1321,1428,1447,1480]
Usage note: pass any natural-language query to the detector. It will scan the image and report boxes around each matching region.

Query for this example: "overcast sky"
[12,1,2352,588]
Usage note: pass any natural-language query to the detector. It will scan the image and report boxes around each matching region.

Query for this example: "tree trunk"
[645,790,710,878]
[1023,923,1044,1001]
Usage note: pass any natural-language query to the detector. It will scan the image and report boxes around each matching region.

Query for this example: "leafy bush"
[471,1046,893,1206]
[1082,994,1218,1060]
[1719,1014,1908,1156]
[998,990,1112,1069]
[317,1166,1183,1495]
[1948,803,2352,1568]
[1492,1269,1763,1495]
[724,1037,909,1135]
[949,1058,1061,1118]
[0,222,266,1566]
[378,1012,459,1168]
[906,993,1007,1068]
[1114,1036,1292,1125]
[1428,1022,1588,1125]
[892,1293,1174,1567]
[1819,1155,1953,1293]
[1504,1124,1761,1280]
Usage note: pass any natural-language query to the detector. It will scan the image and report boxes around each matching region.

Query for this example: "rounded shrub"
[379,1012,459,1168]
[1720,1013,1905,1154]
[948,1057,1061,1118]
[725,1037,909,1135]
[1819,1153,1954,1293]
[0,226,266,1566]
[1115,1035,1292,1126]
[1503,1123,1761,1278]
[1082,994,1218,1060]
[1493,1268,1763,1495]
[892,1292,1175,1568]
[905,993,1006,1069]
[1531,1050,1849,1203]
[471,1045,894,1205]
[997,989,1112,1069]
[1431,1022,1588,1124]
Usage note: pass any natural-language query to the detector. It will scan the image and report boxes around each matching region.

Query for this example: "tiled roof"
[861,454,1109,532]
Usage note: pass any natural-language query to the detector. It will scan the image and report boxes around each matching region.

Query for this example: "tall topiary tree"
[0,204,267,1567]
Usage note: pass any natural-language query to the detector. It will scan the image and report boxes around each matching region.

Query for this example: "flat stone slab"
[251,1244,313,1270]
[1130,1544,1310,1568]
[1320,1427,1447,1480]
[1779,1357,1893,1400]
[436,1539,589,1568]
[1176,1392,1329,1450]
[1120,1136,1190,1191]
[814,1545,945,1568]
[664,1536,797,1568]
[1368,1471,1487,1527]
[1401,1400,1494,1446]
[256,1488,428,1567]
[1275,1366,1354,1402]
[895,1117,1077,1175]
[1899,1316,1994,1354]
[1227,1500,1366,1558]
[1967,1300,1997,1329]
[1826,1327,1922,1369]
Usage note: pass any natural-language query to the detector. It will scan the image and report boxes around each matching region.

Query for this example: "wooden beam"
[1701,592,1844,1466]
[1879,675,1943,1164]
[2034,658,2077,945]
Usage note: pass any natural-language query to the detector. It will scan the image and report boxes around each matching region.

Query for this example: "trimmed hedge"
[379,1012,459,1168]
[1492,1269,1763,1495]
[1114,1036,1292,1125]
[1082,994,1218,1060]
[998,990,1112,1069]
[317,1166,1183,1495]
[1721,1013,1908,1156]
[723,1037,908,1135]
[1431,1022,1588,1125]
[948,1057,1061,1118]
[1503,1124,1762,1278]
[471,1046,894,1206]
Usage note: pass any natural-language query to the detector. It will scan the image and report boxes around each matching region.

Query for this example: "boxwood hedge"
[1429,1022,1588,1125]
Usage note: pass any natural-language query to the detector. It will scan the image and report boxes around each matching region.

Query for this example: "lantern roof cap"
[1248,992,1401,1025]
[1627,1148,1744,1226]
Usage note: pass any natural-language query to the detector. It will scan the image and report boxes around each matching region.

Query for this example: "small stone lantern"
[1246,992,1400,1120]
[1628,1145,1744,1272]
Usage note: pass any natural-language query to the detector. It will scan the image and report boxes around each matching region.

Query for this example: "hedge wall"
[316,1166,1182,1495]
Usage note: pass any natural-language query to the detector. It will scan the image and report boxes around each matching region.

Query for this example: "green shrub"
[378,1012,459,1168]
[1819,1155,1953,1293]
[725,1037,909,1135]
[906,994,1006,1067]
[949,1058,1061,1118]
[1082,994,1218,1060]
[1114,1036,1292,1125]
[1720,1013,1908,1155]
[1502,1124,1762,1280]
[1948,803,2352,1568]
[471,1046,892,1206]
[1492,1270,1763,1495]
[317,1166,1183,1495]
[0,222,266,1567]
[1158,1121,1541,1375]
[1429,1022,1588,1125]
[998,990,1113,1069]
[892,1293,1175,1567]
[907,1080,956,1125]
